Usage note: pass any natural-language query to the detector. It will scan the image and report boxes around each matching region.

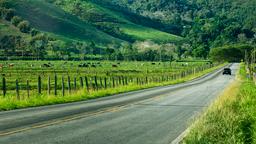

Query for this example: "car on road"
[223,68,232,75]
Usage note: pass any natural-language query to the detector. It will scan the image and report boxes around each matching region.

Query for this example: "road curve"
[0,63,239,144]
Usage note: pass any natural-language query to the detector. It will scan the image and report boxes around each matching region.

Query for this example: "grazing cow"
[151,62,156,65]
[91,64,96,68]
[78,63,89,68]
[9,63,14,68]
[41,63,51,68]
[78,64,84,67]
[112,64,118,68]
[0,64,3,69]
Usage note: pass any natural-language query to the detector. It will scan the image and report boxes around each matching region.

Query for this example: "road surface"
[0,63,238,144]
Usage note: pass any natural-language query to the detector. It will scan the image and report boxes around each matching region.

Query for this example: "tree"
[88,41,97,55]
[48,40,66,58]
[223,23,242,41]
[105,47,115,60]
[143,49,158,61]
[3,8,14,21]
[30,34,48,60]
[31,28,39,36]
[0,0,12,9]
[0,35,19,57]
[120,43,135,61]
[209,44,254,62]
[17,20,31,33]
[11,16,22,26]
[192,46,209,59]
[76,42,88,60]
[0,7,4,19]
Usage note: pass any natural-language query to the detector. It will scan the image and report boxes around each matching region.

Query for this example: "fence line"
[0,64,217,99]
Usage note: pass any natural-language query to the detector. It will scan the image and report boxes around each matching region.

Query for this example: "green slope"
[9,0,124,45]
[0,20,28,38]
[1,0,183,48]
[50,0,183,43]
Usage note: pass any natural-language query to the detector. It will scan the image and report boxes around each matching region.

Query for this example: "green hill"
[0,20,28,38]
[10,0,124,45]
[47,0,182,43]
[3,0,182,45]
[102,0,256,58]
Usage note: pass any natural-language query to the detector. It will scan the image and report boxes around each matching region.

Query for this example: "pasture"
[0,60,221,110]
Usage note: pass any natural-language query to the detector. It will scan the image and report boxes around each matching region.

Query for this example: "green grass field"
[120,24,182,43]
[183,64,256,143]
[0,61,222,111]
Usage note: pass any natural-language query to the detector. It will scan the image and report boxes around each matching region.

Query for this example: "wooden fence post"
[68,76,71,94]
[2,77,6,97]
[62,76,65,96]
[104,77,107,89]
[80,77,84,88]
[118,76,122,85]
[85,76,89,92]
[54,74,57,96]
[122,76,125,86]
[16,79,20,100]
[74,77,77,90]
[125,77,128,85]
[100,77,103,89]
[38,75,41,94]
[112,77,115,88]
[48,76,51,95]
[27,80,30,98]
[94,76,98,90]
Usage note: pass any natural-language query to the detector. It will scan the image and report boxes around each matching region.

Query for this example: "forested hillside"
[0,0,255,60]
[0,0,182,60]
[106,0,256,58]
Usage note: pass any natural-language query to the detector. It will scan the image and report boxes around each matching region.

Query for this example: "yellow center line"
[0,93,170,137]
[0,105,127,137]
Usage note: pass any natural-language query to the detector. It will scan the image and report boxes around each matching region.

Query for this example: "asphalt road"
[0,63,238,144]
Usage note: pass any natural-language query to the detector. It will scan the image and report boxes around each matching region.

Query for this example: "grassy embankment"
[184,64,256,143]
[0,62,224,111]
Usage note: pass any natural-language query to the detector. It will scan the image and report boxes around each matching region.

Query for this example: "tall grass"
[183,64,256,144]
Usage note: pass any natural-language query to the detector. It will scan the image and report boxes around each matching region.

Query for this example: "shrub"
[3,8,14,21]
[17,20,31,33]
[11,16,22,26]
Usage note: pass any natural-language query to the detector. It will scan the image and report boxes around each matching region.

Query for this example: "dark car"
[223,68,232,75]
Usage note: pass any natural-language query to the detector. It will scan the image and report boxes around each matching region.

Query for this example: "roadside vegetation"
[183,64,256,143]
[0,61,223,111]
